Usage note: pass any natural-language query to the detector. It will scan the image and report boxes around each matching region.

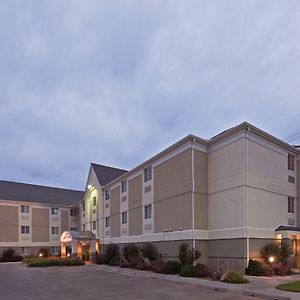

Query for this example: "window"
[82,202,85,212]
[144,204,152,219]
[105,217,110,227]
[105,190,110,201]
[121,180,127,193]
[51,227,59,235]
[51,207,59,215]
[288,154,295,171]
[51,246,60,255]
[70,208,77,217]
[288,175,295,184]
[70,227,77,231]
[144,165,152,182]
[82,224,85,231]
[20,247,30,256]
[92,221,96,231]
[288,197,295,213]
[21,205,29,213]
[93,196,97,206]
[21,226,30,234]
[122,211,128,224]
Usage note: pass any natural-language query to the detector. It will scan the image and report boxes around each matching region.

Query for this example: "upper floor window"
[82,202,85,212]
[144,204,152,219]
[144,165,152,182]
[288,197,295,213]
[121,180,127,193]
[121,211,128,224]
[288,154,295,171]
[21,226,30,234]
[93,196,97,206]
[21,205,29,213]
[70,208,77,217]
[51,227,59,235]
[82,224,85,231]
[92,221,96,231]
[105,189,110,201]
[105,217,110,227]
[51,208,59,215]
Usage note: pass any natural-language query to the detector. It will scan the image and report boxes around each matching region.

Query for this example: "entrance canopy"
[60,230,96,243]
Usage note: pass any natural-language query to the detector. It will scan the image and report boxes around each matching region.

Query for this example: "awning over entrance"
[60,230,97,243]
[60,230,98,262]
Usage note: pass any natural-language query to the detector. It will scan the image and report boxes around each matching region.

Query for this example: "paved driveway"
[0,263,261,300]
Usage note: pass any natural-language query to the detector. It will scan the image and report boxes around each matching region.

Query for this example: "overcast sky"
[1,1,300,191]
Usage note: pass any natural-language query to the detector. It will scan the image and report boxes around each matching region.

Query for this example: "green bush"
[261,243,281,264]
[195,263,211,277]
[25,257,84,268]
[141,243,158,262]
[179,264,197,277]
[163,260,181,274]
[178,243,201,266]
[279,241,293,266]
[223,271,249,284]
[103,244,119,265]
[123,244,139,262]
[245,259,265,276]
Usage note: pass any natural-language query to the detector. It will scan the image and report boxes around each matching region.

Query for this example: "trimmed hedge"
[0,248,23,263]
[24,257,85,268]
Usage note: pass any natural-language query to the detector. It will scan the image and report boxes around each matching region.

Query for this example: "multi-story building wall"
[1,121,300,271]
[0,180,83,256]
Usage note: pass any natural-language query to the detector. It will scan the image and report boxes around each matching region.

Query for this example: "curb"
[94,265,292,300]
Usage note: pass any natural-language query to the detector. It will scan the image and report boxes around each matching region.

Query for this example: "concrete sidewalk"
[92,264,300,300]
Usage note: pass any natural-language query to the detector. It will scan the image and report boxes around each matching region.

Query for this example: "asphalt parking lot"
[0,263,261,300]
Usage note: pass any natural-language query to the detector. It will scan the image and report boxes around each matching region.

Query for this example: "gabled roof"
[91,163,127,187]
[0,180,84,206]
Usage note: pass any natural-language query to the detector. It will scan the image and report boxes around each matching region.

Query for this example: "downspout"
[192,138,196,263]
[245,126,250,266]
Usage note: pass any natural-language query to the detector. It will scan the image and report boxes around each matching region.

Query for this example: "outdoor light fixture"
[269,256,275,263]
[67,253,70,257]
[39,253,43,257]
[87,184,92,189]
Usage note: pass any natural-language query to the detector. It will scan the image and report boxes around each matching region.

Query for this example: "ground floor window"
[51,227,59,235]
[122,211,127,224]
[92,221,96,230]
[20,247,30,256]
[51,246,60,255]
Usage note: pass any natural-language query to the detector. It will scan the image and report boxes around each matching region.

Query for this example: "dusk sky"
[1,1,300,191]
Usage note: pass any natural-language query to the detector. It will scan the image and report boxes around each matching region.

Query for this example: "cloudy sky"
[1,0,300,191]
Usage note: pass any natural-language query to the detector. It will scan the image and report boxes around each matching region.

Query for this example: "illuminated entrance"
[60,230,99,262]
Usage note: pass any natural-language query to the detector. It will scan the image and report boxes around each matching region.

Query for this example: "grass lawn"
[276,281,300,292]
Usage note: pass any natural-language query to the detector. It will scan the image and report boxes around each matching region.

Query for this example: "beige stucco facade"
[1,122,300,271]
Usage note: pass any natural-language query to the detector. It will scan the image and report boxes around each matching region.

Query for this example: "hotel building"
[0,122,299,271]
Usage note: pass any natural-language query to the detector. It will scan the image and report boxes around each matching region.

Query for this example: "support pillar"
[61,242,66,258]
[71,240,79,259]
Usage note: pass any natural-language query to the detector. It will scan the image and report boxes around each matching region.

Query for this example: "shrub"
[222,271,249,284]
[279,241,293,266]
[245,259,265,276]
[195,263,211,277]
[211,271,222,280]
[119,258,129,268]
[2,248,15,260]
[150,258,165,273]
[38,248,49,257]
[25,257,84,267]
[0,248,23,263]
[163,260,181,274]
[103,244,119,265]
[141,243,158,262]
[107,256,120,266]
[135,259,148,271]
[180,264,197,277]
[96,252,105,265]
[178,243,201,266]
[123,244,139,262]
[261,243,281,264]
[272,263,291,276]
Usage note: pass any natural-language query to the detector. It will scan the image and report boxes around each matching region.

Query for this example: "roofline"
[0,198,73,208]
[101,121,299,189]
[0,179,84,194]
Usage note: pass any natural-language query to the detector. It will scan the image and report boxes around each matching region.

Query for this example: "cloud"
[0,0,300,189]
